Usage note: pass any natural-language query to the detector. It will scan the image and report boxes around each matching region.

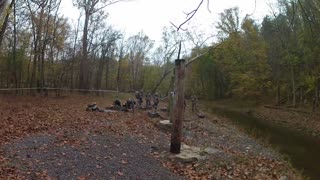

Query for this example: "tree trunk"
[79,11,89,90]
[12,0,17,93]
[95,57,104,90]
[70,16,80,89]
[291,66,296,107]
[30,42,38,88]
[151,70,171,94]
[170,59,186,154]
[116,57,122,92]
[105,57,109,89]
[40,46,46,91]
[315,74,320,108]
[276,80,281,106]
[0,0,13,48]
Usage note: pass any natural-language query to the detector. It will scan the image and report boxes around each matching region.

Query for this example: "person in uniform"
[125,98,135,112]
[113,99,121,110]
[191,95,198,112]
[146,92,151,108]
[135,91,143,108]
[153,92,159,112]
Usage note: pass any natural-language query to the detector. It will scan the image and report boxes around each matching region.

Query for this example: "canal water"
[209,106,320,180]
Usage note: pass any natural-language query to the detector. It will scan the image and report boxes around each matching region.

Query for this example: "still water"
[209,106,320,180]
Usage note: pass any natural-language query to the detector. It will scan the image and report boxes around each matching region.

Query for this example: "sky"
[60,0,277,44]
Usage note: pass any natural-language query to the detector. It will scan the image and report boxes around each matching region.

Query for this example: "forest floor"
[0,93,302,179]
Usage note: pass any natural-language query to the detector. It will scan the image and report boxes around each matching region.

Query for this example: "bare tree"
[94,27,121,90]
[25,0,62,91]
[73,0,125,90]
[126,32,154,90]
[151,27,180,93]
[170,0,211,31]
[0,0,14,47]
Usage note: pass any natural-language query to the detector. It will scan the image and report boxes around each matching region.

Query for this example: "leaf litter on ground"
[0,94,302,179]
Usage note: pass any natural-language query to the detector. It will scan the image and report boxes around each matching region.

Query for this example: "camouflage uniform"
[146,92,151,108]
[135,91,143,108]
[113,99,121,110]
[125,98,135,112]
[153,93,159,112]
[191,95,198,112]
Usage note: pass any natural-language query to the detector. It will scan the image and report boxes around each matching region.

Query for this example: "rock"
[279,176,288,180]
[203,147,220,155]
[160,120,171,125]
[173,144,220,163]
[103,110,116,113]
[182,144,201,152]
[158,120,172,130]
[174,144,209,163]
[197,113,205,119]
[148,112,160,118]
[175,152,199,163]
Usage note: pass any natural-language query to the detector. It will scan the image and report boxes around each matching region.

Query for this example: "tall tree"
[126,32,154,90]
[0,0,14,47]
[73,0,124,90]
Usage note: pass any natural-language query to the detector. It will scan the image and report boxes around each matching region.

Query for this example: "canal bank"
[207,104,320,180]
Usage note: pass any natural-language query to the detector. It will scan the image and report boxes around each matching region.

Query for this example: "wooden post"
[170,59,185,154]
[169,69,175,122]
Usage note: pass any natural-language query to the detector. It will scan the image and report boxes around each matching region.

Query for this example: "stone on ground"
[174,144,220,163]
[158,120,172,131]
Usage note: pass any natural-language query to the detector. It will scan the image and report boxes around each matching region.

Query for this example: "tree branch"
[185,43,221,67]
[171,0,205,31]
[93,0,128,13]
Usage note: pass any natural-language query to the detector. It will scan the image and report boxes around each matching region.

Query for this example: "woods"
[1,0,320,179]
[0,0,319,112]
[187,1,320,112]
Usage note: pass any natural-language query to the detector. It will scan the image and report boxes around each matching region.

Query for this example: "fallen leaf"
[120,160,128,164]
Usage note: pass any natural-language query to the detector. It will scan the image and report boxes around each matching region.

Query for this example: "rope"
[0,87,118,93]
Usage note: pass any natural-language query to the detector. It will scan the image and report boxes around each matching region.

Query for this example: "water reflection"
[209,106,320,180]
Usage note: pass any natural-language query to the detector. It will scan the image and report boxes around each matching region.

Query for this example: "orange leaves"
[0,95,301,179]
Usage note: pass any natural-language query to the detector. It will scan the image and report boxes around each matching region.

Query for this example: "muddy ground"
[0,93,301,179]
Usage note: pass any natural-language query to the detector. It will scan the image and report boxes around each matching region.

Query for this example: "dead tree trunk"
[170,59,185,154]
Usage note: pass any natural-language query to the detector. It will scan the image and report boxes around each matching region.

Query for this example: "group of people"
[112,90,160,113]
[135,91,159,111]
[111,91,199,114]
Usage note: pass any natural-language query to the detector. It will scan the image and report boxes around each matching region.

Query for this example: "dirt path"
[1,131,180,179]
[0,94,302,179]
